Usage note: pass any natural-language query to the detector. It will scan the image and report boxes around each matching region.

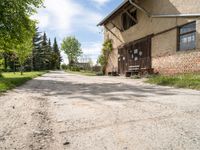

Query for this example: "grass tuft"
[146,73,200,90]
[65,70,97,76]
[0,71,47,92]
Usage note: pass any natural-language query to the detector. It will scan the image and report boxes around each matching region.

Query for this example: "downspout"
[129,0,200,18]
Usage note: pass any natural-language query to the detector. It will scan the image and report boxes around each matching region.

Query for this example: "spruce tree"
[32,28,42,71]
[48,38,54,70]
[40,32,49,70]
[53,38,61,69]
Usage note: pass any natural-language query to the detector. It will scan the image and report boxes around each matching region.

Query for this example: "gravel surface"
[0,71,200,150]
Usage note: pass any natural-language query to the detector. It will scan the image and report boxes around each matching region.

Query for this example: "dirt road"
[0,71,200,150]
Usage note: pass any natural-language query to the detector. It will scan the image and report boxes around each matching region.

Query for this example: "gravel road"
[0,71,200,150]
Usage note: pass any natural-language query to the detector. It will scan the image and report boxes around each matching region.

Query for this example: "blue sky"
[33,0,122,64]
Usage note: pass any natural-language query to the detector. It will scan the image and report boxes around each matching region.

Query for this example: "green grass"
[0,71,47,92]
[65,70,97,76]
[146,73,200,90]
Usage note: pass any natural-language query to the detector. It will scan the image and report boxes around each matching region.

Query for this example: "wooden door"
[118,35,152,75]
[118,48,128,75]
[129,36,151,68]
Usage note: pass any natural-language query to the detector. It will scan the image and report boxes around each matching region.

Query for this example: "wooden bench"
[126,65,140,77]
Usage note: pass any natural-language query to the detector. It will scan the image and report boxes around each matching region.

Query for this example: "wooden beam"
[124,9,138,23]
[110,21,122,32]
[105,26,123,43]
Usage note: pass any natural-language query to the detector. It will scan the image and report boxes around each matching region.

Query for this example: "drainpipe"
[129,0,200,18]
[152,14,200,18]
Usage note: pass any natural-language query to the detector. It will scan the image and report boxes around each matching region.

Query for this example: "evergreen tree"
[32,28,42,71]
[32,30,61,71]
[40,32,49,70]
[53,38,61,69]
[48,38,54,69]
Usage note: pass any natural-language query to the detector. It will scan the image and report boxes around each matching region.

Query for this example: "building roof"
[97,0,129,26]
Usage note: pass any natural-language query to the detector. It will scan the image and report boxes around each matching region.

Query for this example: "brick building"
[98,0,200,75]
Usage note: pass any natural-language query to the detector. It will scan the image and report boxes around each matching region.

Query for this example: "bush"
[96,72,104,76]
[61,64,69,70]
[69,66,80,72]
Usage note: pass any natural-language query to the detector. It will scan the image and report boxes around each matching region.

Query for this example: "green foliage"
[32,27,42,70]
[61,64,68,70]
[52,38,61,69]
[0,71,46,92]
[146,73,200,90]
[70,66,81,72]
[15,26,34,74]
[32,30,61,71]
[61,36,82,65]
[0,0,43,44]
[65,70,96,76]
[97,39,113,74]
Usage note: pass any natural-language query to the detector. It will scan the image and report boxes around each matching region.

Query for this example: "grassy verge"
[65,70,97,76]
[0,71,47,92]
[146,73,200,90]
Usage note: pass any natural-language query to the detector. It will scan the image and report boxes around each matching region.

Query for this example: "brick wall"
[152,50,200,75]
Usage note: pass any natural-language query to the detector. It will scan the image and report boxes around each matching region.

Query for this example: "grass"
[146,73,200,90]
[65,70,97,76]
[0,71,47,92]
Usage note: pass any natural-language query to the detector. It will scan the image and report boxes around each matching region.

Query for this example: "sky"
[33,0,122,64]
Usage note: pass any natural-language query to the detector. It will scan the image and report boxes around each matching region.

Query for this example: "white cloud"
[33,0,103,36]
[91,0,111,5]
[33,0,105,64]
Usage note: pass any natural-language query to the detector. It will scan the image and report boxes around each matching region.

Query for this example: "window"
[122,9,137,31]
[178,22,196,51]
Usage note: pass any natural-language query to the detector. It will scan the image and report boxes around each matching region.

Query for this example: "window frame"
[177,21,196,51]
[121,9,137,31]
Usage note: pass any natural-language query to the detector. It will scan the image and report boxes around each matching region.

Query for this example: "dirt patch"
[28,97,54,150]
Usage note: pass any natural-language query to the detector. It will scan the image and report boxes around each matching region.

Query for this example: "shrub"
[61,64,69,70]
[70,66,81,72]
[96,72,104,76]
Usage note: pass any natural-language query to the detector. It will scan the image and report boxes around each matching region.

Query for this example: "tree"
[48,38,54,69]
[32,27,43,71]
[97,39,113,74]
[39,32,50,70]
[16,40,33,75]
[0,0,43,43]
[61,36,82,66]
[53,38,61,69]
[0,0,43,75]
[15,26,34,75]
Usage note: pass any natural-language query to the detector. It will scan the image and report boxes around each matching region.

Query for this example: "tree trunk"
[4,55,7,71]
[13,61,16,74]
[0,64,2,77]
[20,65,24,75]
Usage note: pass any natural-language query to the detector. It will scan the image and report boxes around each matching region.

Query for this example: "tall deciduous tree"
[16,39,33,75]
[61,36,82,66]
[0,0,43,75]
[15,25,35,75]
[0,0,43,43]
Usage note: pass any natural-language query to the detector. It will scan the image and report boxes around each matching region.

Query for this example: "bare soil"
[0,71,200,150]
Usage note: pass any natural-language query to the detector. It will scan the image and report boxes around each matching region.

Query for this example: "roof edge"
[97,0,129,26]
